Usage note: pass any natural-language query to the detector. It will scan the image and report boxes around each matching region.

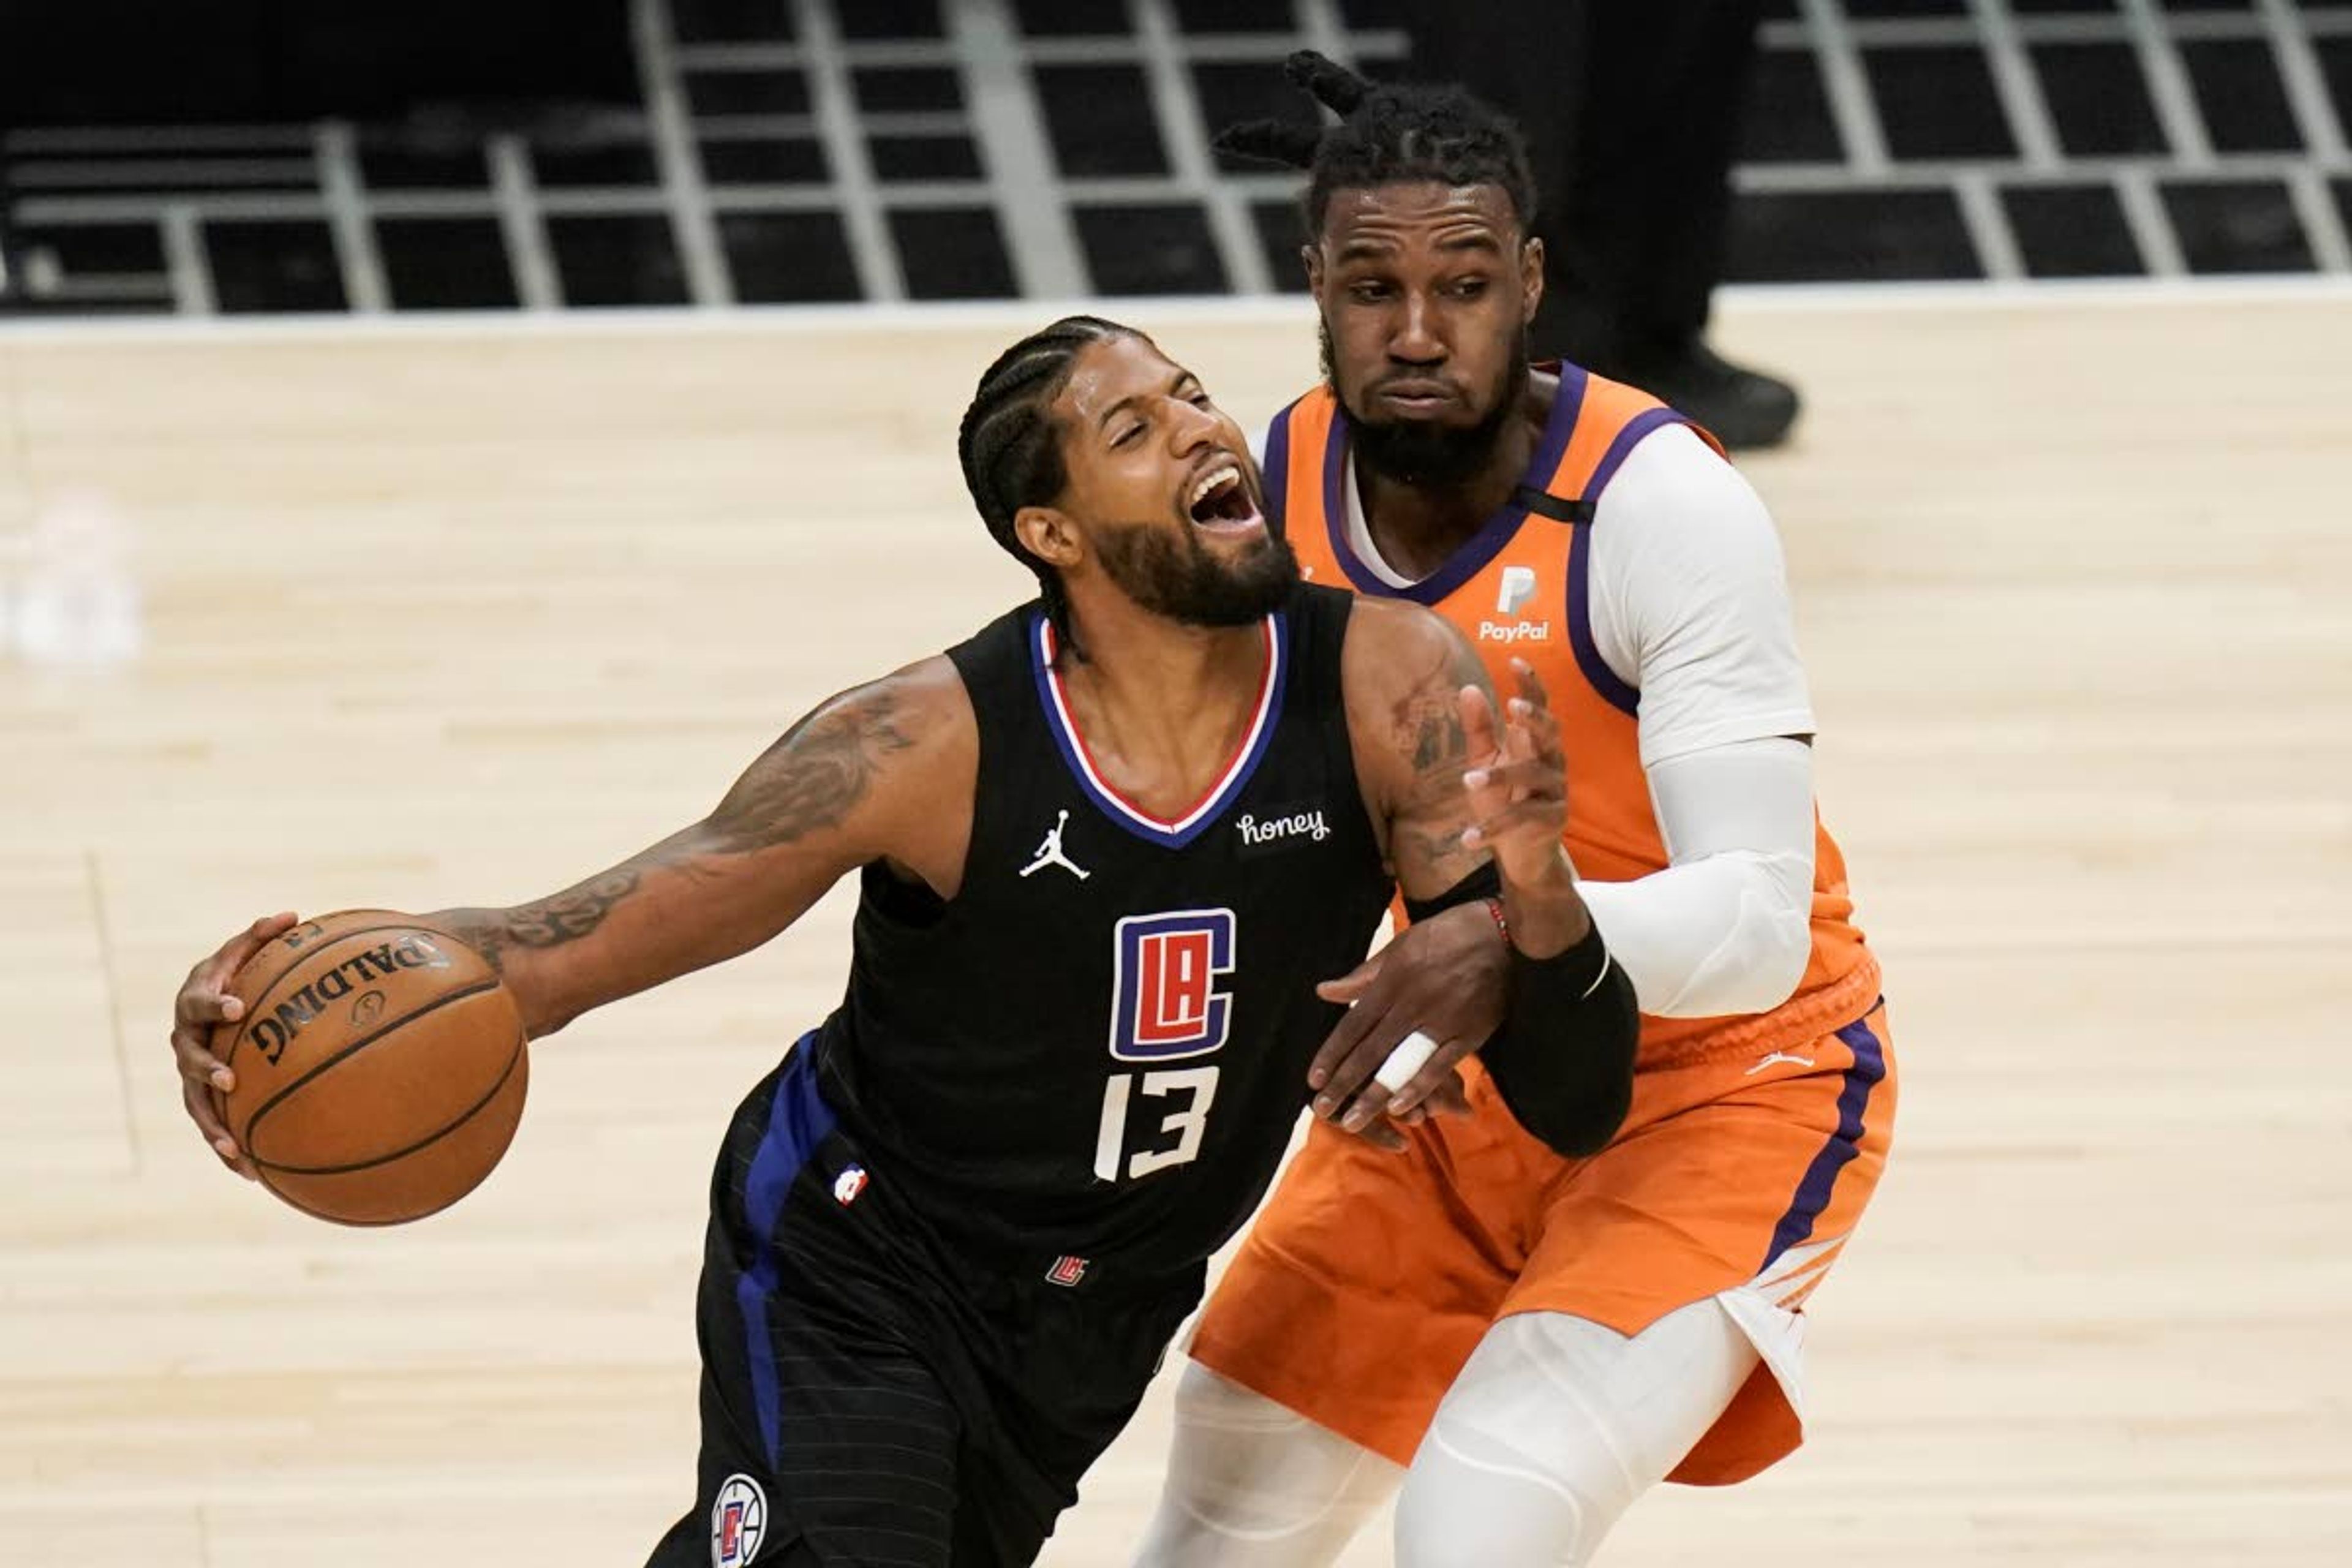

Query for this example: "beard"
[1095,518,1299,627]
[1322,317,1529,489]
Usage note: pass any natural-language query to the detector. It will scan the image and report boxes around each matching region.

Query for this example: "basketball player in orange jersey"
[1135,57,1897,1566]
[165,317,1642,1566]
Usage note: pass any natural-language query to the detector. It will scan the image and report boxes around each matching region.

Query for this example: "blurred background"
[6,0,2351,318]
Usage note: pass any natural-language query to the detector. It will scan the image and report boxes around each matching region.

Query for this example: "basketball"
[209,910,529,1226]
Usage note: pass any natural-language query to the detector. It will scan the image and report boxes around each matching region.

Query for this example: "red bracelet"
[1482,896,1510,947]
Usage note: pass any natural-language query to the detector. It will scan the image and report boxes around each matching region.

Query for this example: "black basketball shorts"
[643,1042,1200,1568]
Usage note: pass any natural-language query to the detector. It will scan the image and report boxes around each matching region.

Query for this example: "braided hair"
[957,314,1142,662]
[1214,51,1536,239]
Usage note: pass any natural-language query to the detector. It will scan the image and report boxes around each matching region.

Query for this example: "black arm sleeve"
[1401,859,1502,924]
[1480,924,1640,1157]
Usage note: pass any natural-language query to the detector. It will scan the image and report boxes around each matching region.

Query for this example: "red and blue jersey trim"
[1031,611,1287,848]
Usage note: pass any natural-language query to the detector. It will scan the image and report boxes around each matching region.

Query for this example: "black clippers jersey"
[810,583,1393,1281]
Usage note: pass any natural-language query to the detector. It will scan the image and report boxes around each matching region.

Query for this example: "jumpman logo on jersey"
[1020,809,1091,881]
[1744,1050,1818,1076]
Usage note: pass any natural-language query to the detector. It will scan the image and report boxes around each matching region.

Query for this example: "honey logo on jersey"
[1235,802,1330,856]
[1109,909,1235,1061]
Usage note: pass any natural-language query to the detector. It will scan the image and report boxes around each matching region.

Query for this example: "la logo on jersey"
[711,1474,767,1567]
[1110,909,1235,1061]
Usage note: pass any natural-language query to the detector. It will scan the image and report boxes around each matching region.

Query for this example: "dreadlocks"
[1213,50,1537,238]
[957,314,1142,662]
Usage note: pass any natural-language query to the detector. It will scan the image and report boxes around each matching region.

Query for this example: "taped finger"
[1374,1028,1440,1095]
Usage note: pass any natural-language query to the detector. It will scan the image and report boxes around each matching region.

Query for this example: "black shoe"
[1609,340,1802,451]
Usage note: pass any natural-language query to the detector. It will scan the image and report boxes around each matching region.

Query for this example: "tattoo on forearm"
[1396,824,1473,877]
[432,688,919,971]
[438,867,646,972]
[508,869,643,947]
[706,691,916,854]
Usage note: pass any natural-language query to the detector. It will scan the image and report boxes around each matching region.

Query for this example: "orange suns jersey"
[1264,368,1879,1066]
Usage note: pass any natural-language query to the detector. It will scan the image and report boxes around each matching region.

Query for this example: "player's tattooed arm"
[1324,601,1597,1137]
[430,658,976,1038]
[1344,599,1499,899]
[703,689,918,853]
[1345,601,1586,938]
[1391,631,1497,894]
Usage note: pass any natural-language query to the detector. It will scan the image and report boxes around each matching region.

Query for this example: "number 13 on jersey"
[1095,910,1235,1182]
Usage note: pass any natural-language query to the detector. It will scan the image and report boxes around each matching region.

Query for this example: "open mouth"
[1183,461,1263,533]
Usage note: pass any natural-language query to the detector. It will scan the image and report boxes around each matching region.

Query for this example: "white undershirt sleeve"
[1575,424,1822,1017]
[1587,425,1816,767]
[1576,736,1817,1017]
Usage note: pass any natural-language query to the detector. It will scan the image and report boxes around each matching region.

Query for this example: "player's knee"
[1133,1364,1396,1566]
[1391,1307,1756,1567]
[1392,1417,1620,1568]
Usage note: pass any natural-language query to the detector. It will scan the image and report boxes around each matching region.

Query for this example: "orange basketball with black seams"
[208,910,529,1226]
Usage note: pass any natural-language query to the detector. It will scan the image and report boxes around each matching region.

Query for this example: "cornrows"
[1213,50,1537,237]
[957,314,1140,660]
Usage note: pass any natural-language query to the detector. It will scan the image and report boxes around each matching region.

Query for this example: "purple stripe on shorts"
[1760,1008,1887,1273]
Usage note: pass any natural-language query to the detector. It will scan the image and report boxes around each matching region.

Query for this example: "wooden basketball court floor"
[2,287,2348,1566]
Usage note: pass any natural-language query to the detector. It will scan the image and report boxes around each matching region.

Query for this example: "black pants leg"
[1404,1,1768,363]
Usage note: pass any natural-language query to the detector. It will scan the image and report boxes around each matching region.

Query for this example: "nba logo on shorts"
[1109,910,1236,1062]
[832,1164,869,1206]
[710,1474,766,1566]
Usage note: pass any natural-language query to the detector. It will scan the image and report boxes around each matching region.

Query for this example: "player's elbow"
[1647,851,1815,1018]
[1689,916,1812,1017]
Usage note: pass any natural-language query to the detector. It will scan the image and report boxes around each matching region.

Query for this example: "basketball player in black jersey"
[166,317,1637,1567]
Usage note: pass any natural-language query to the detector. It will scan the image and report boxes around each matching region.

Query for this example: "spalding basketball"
[209,910,528,1225]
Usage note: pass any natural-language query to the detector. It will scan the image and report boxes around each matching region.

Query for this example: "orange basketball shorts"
[1189,1000,1896,1484]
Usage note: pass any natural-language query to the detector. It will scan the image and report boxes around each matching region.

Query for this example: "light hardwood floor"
[3,290,2348,1565]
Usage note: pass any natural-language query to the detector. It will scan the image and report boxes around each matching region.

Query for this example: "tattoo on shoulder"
[705,687,919,855]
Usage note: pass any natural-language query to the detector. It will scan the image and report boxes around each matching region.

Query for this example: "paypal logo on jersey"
[1479,619,1551,644]
[1484,565,1550,642]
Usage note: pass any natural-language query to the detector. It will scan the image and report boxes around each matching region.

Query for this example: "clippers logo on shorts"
[710,1474,767,1567]
[1110,910,1236,1062]
[1046,1254,1089,1287]
[832,1164,869,1206]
